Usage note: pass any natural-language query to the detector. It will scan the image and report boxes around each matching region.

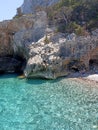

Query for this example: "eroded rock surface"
[20,0,60,14]
[0,2,98,78]
[13,11,47,59]
[24,34,98,79]
[0,11,47,74]
[0,15,34,56]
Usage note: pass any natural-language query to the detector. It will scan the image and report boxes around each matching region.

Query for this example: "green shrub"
[47,0,98,34]
[75,26,84,35]
[44,35,50,44]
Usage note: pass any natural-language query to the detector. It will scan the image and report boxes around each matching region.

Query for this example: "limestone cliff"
[14,31,98,79]
[0,0,98,78]
[0,15,34,56]
[20,0,60,14]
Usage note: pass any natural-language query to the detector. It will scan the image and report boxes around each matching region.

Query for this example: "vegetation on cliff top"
[47,0,98,35]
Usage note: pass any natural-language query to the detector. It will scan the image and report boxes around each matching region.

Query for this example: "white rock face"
[14,30,98,79]
[20,0,60,14]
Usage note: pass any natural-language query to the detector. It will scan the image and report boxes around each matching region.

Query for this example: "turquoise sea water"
[0,74,98,130]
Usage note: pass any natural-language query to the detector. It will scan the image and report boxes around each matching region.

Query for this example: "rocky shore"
[0,0,98,79]
[68,70,98,86]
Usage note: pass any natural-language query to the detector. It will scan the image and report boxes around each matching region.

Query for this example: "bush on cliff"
[47,0,98,35]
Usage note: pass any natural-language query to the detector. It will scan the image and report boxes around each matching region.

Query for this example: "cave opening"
[68,60,80,72]
[0,55,26,75]
[89,59,98,71]
[71,67,79,72]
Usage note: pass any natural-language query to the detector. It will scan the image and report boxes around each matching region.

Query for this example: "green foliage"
[70,22,84,35]
[75,26,84,35]
[44,35,50,44]
[47,0,98,35]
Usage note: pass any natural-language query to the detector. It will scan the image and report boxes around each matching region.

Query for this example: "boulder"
[23,33,98,79]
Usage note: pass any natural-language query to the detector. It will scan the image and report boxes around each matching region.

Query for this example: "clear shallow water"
[0,74,98,130]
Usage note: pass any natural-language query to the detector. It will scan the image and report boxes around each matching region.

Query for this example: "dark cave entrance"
[70,67,79,72]
[68,60,80,72]
[0,55,26,75]
[89,59,98,71]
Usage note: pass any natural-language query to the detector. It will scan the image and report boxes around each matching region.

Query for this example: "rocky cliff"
[0,11,47,74]
[20,0,60,14]
[13,30,98,79]
[0,0,98,78]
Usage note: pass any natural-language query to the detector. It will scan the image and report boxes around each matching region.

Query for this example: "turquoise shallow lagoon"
[0,74,98,130]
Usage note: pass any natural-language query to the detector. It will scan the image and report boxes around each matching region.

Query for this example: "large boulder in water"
[22,32,98,79]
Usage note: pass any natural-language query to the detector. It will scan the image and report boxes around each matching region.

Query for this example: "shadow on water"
[25,78,47,85]
[0,73,63,85]
[25,76,65,85]
[0,73,18,79]
[0,70,98,85]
